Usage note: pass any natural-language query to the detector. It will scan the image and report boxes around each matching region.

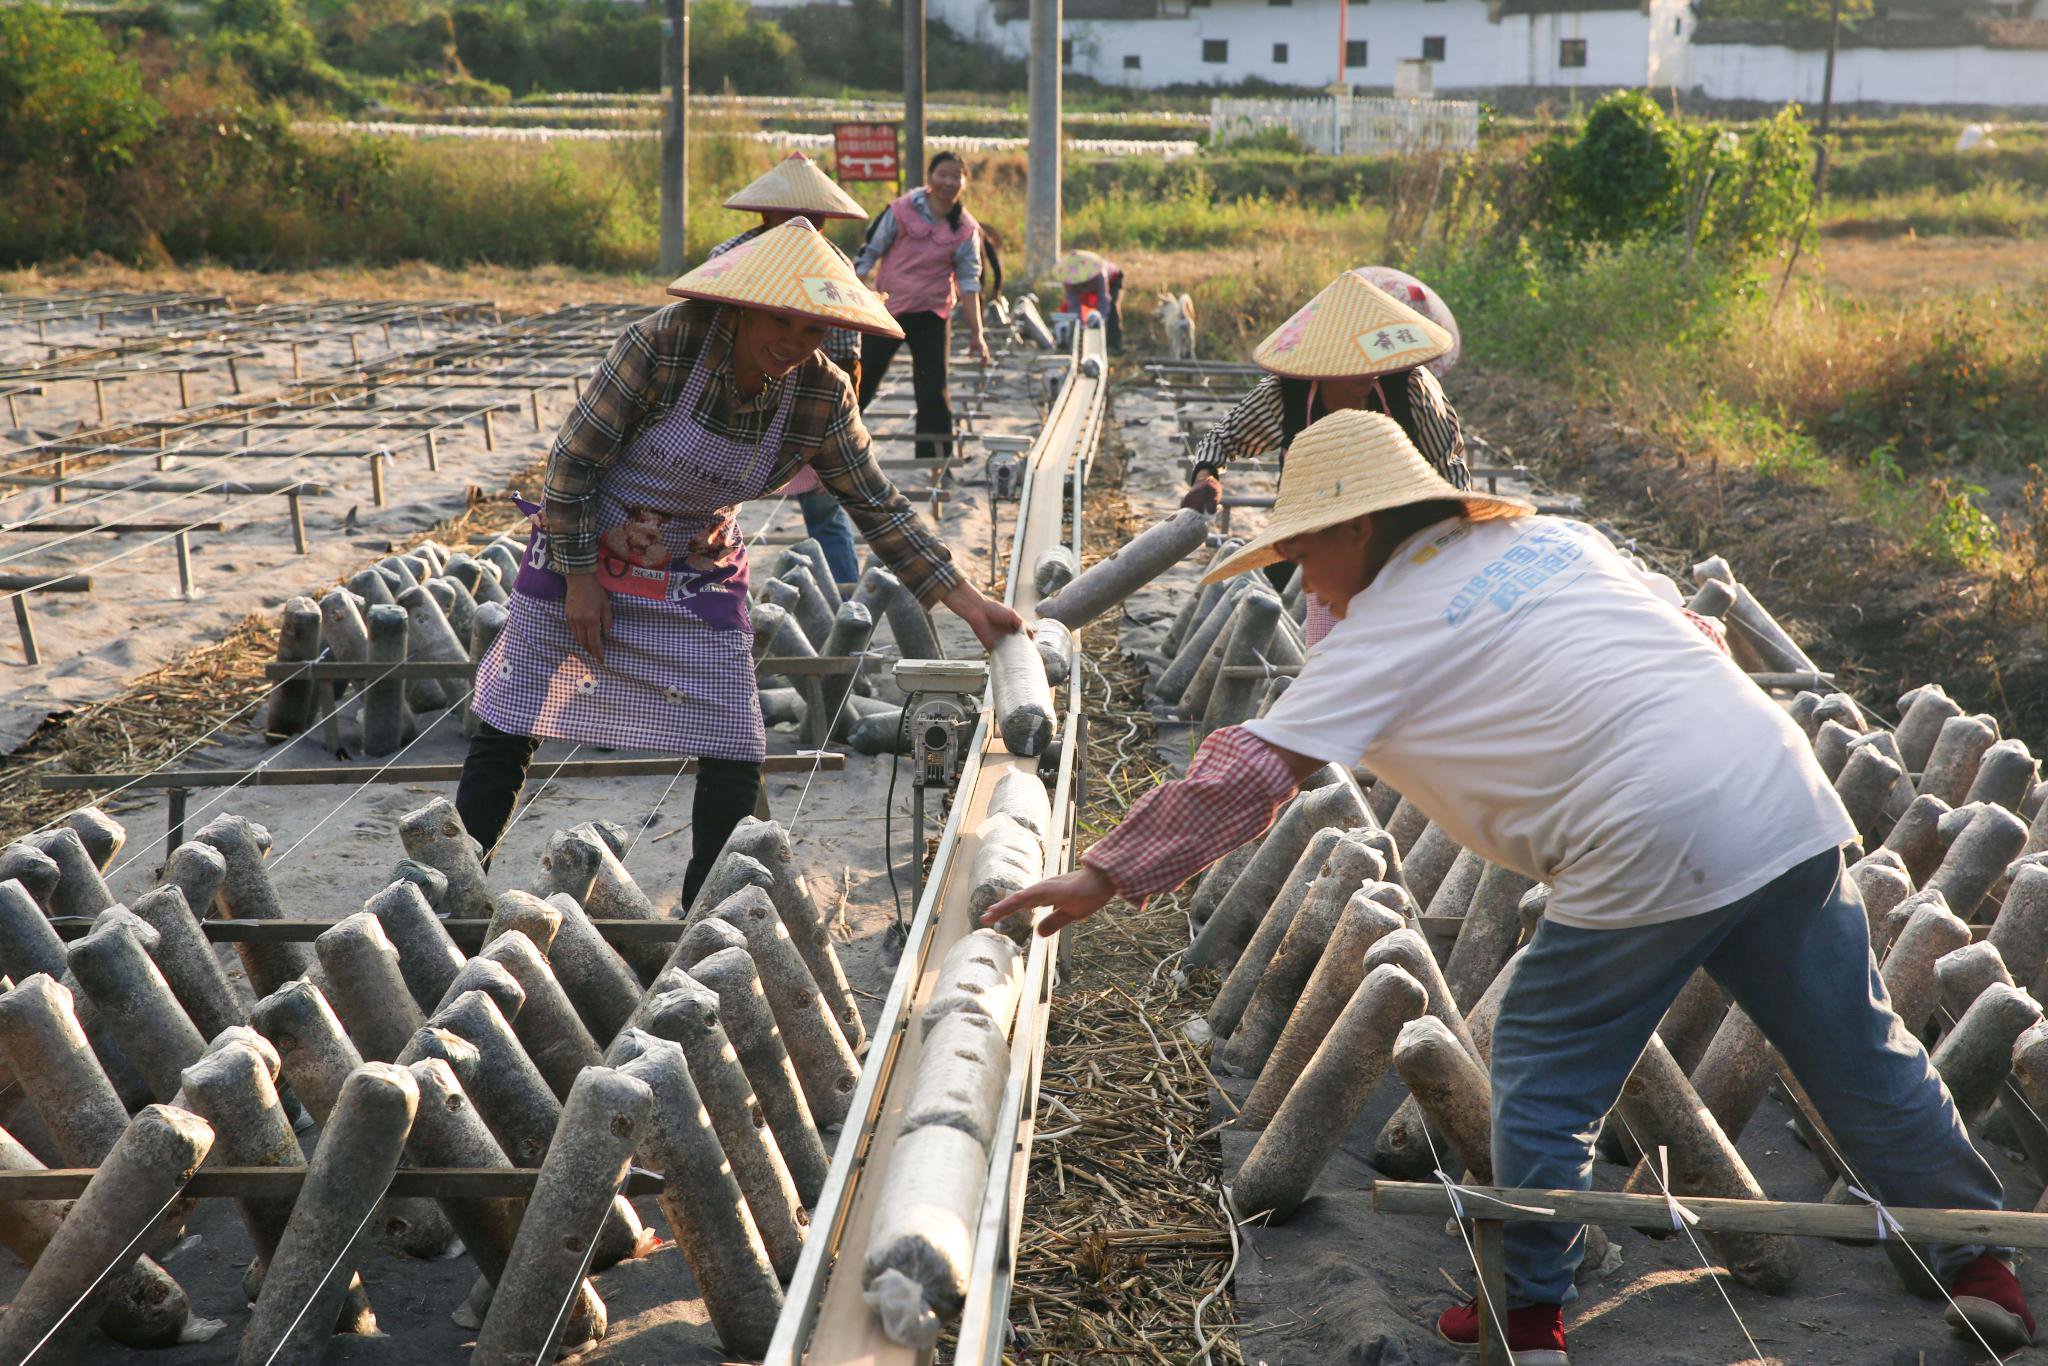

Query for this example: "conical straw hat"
[667,217,903,338]
[1251,270,1456,379]
[1202,410,1531,584]
[1053,250,1109,286]
[723,151,868,220]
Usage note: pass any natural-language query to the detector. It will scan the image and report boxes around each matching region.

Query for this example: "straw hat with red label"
[722,151,869,221]
[667,216,903,339]
[1053,250,1111,286]
[1203,410,1531,584]
[1252,269,1456,380]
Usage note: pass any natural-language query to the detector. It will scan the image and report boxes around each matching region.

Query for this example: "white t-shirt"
[1243,516,1855,930]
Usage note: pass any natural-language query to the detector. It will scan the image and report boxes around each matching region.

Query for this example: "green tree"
[204,0,362,105]
[0,2,161,176]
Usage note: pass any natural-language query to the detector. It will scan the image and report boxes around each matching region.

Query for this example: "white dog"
[1156,292,1198,361]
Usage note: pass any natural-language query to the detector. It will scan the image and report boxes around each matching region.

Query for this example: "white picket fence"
[294,121,1199,159]
[1209,95,1479,156]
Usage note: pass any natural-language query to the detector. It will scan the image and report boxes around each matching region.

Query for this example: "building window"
[1559,37,1586,66]
[1203,37,1228,62]
[1062,38,1073,64]
[1422,35,1446,59]
[1346,39,1368,66]
[1273,41,1289,61]
[1124,53,1141,68]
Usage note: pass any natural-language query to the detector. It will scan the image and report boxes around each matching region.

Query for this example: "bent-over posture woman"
[461,219,1020,902]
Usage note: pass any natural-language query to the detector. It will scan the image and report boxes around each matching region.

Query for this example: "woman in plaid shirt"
[461,220,1020,904]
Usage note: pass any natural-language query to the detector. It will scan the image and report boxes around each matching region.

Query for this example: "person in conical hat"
[712,153,872,585]
[1054,250,1125,354]
[462,217,1022,904]
[1184,268,1467,571]
[984,408,2030,1365]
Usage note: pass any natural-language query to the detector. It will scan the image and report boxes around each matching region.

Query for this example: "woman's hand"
[981,865,1116,937]
[971,336,992,367]
[941,581,1025,651]
[564,572,611,666]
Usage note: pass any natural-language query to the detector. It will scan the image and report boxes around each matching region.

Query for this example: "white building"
[926,0,1693,93]
[917,0,2048,105]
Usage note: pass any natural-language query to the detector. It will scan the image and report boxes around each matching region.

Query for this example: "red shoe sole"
[1946,1295,2037,1352]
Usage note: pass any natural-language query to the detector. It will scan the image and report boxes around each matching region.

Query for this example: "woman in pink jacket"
[853,151,990,462]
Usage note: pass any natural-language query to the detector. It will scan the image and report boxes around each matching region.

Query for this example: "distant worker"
[1055,250,1125,354]
[1185,269,1468,640]
[713,151,872,585]
[989,409,2036,1364]
[854,151,990,462]
[460,220,1021,903]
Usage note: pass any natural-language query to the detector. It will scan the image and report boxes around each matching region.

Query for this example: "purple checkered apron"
[472,352,796,762]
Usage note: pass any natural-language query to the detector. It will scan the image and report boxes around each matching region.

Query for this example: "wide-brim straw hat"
[1202,410,1533,584]
[723,151,868,221]
[1251,270,1456,379]
[1053,250,1109,286]
[1353,265,1461,376]
[667,217,903,339]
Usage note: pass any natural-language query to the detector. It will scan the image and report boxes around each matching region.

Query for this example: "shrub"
[0,2,161,176]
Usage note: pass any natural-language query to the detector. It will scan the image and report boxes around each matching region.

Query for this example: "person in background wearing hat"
[854,151,989,462]
[1056,251,1125,355]
[713,151,872,586]
[462,219,1022,904]
[1187,269,1466,638]
[985,409,2033,1363]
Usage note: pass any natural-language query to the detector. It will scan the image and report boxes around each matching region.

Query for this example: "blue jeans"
[797,486,859,586]
[1490,847,2003,1306]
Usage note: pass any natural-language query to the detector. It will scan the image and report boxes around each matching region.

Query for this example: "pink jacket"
[874,193,979,319]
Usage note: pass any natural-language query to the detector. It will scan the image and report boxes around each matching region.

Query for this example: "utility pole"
[1813,0,1842,197]
[1025,0,1062,277]
[903,0,926,190]
[658,0,690,275]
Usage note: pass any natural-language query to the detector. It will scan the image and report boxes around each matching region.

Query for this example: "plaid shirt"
[708,227,863,369]
[1191,370,1469,489]
[542,300,959,604]
[1082,726,1299,903]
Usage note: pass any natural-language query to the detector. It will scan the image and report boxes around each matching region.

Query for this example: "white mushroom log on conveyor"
[989,629,1056,757]
[904,1008,1011,1149]
[923,929,1025,1037]
[1034,507,1211,629]
[862,1122,990,1349]
[970,813,1045,938]
[1032,545,1077,597]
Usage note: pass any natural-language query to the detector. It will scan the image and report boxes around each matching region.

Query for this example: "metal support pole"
[424,430,440,472]
[12,596,38,666]
[658,0,691,276]
[175,531,196,601]
[904,0,927,187]
[287,492,308,556]
[371,452,387,508]
[1025,0,1063,278]
[1814,0,1843,195]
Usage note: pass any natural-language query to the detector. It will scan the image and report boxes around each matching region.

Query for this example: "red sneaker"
[1436,1298,1569,1364]
[1945,1253,2037,1351]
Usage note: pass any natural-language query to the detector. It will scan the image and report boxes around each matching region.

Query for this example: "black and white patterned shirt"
[1191,369,1469,490]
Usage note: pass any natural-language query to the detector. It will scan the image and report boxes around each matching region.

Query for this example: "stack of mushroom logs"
[0,794,911,1361]
[1163,533,2048,1298]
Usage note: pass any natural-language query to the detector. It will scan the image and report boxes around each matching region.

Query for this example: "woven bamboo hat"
[723,151,868,221]
[1053,250,1110,286]
[1251,270,1456,379]
[1202,410,1532,584]
[667,217,903,338]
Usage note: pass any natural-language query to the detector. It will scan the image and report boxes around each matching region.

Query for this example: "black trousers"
[455,719,762,906]
[858,309,953,460]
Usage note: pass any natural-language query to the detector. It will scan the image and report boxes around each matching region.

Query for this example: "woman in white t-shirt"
[989,411,2032,1363]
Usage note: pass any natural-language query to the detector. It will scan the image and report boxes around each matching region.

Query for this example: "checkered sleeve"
[1683,608,1731,655]
[1408,367,1470,491]
[543,306,705,573]
[1081,725,1300,904]
[1190,376,1287,475]
[806,368,961,606]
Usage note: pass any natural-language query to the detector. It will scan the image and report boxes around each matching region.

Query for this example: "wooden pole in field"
[1814,0,1842,196]
[659,0,691,275]
[1025,0,1062,277]
[903,0,926,193]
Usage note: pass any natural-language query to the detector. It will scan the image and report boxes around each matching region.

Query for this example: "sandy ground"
[0,309,1044,1362]
[1106,373,2046,1366]
[0,303,561,752]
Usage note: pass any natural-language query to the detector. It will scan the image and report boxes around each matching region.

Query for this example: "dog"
[1156,292,1198,361]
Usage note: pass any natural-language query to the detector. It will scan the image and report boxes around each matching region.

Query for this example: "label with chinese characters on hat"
[798,275,857,315]
[1354,324,1434,366]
